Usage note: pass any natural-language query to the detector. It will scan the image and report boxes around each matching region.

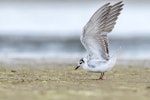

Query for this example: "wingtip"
[113,1,124,6]
[103,2,111,7]
[107,2,111,5]
[111,1,124,10]
[118,1,124,4]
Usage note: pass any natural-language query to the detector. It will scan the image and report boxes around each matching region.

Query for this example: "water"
[0,34,150,59]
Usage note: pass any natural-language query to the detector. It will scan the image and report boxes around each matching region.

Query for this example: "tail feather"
[106,47,121,71]
[110,46,122,59]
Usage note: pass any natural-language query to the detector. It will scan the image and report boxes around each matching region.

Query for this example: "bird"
[75,1,124,80]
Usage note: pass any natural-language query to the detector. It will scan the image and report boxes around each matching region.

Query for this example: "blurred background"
[0,0,150,60]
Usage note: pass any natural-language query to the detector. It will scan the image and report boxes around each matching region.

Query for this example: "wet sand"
[0,59,150,100]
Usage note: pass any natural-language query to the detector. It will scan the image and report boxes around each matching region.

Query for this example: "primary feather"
[81,1,123,60]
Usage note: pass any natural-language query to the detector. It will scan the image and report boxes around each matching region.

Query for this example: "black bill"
[75,66,80,70]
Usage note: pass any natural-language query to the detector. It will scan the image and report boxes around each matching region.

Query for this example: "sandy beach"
[0,58,150,100]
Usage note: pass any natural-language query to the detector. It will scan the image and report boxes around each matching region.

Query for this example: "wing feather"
[81,1,124,60]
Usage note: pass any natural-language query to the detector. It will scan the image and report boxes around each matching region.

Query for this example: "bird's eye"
[80,62,82,64]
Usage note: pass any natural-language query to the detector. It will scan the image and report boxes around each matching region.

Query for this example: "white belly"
[83,57,117,73]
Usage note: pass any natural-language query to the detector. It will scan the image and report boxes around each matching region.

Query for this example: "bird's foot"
[99,77,104,80]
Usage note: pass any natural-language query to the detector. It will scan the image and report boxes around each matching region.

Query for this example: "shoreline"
[0,58,150,68]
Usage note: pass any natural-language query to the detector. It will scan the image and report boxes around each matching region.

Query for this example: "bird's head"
[75,58,86,70]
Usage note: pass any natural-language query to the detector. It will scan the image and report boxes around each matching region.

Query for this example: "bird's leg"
[99,72,105,80]
[101,72,105,79]
[99,73,102,79]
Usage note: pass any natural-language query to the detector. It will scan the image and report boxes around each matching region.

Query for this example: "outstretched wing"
[81,1,123,60]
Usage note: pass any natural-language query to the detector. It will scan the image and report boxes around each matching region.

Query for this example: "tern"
[75,1,124,80]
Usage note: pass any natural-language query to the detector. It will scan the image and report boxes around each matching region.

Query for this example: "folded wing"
[81,1,123,60]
